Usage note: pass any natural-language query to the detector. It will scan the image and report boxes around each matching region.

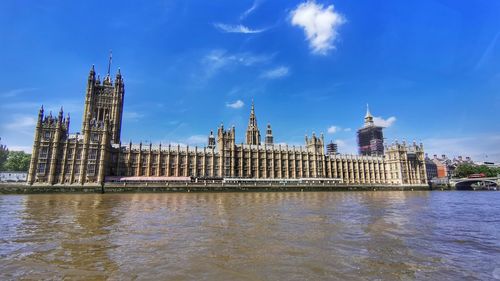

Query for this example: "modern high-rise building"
[357,105,384,156]
[27,61,427,186]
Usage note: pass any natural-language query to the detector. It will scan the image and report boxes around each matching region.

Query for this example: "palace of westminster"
[27,63,427,186]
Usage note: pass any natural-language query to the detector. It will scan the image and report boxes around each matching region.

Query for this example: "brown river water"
[1,191,499,280]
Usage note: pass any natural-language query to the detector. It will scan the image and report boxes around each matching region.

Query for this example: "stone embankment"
[0,182,429,194]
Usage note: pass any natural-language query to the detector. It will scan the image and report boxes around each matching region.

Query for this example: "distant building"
[431,154,474,178]
[357,105,384,156]
[0,171,27,182]
[425,155,438,180]
[326,141,338,155]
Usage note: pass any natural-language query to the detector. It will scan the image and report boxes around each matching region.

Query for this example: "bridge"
[449,177,499,190]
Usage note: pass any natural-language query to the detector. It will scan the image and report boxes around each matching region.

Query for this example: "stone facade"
[27,64,427,186]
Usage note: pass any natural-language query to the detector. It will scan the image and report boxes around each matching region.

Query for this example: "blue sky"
[1,0,499,162]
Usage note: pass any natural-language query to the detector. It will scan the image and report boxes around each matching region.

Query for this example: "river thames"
[0,191,499,280]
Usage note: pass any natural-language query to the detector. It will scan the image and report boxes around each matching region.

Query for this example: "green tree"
[3,151,31,172]
[0,138,8,170]
[454,163,500,178]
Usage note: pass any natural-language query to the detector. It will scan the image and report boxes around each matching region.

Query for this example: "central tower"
[81,53,125,144]
[245,100,261,145]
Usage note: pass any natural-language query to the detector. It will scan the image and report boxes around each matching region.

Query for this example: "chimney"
[441,154,446,159]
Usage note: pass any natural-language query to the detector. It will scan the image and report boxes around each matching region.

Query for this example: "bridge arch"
[455,180,498,190]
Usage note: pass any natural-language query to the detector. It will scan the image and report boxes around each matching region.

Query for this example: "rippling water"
[1,191,499,280]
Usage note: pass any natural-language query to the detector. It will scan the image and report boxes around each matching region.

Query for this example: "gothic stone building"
[27,65,427,186]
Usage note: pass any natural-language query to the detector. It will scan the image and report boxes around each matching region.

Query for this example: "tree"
[3,151,31,172]
[0,137,8,170]
[454,163,500,178]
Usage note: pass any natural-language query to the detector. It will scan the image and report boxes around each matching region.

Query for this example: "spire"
[245,99,261,145]
[365,103,372,118]
[364,103,374,126]
[107,50,112,76]
[248,98,257,127]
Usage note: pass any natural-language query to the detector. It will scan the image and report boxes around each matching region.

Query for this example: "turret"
[265,123,273,145]
[37,105,44,124]
[57,107,63,125]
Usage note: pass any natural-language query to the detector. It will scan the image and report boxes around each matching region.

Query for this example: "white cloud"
[240,0,261,20]
[327,126,339,134]
[335,138,357,154]
[0,88,37,98]
[327,125,351,134]
[424,135,500,163]
[4,116,36,130]
[202,49,272,78]
[373,116,396,128]
[226,100,245,109]
[186,135,207,145]
[213,23,266,34]
[5,145,32,153]
[123,111,144,121]
[260,66,289,79]
[290,1,346,55]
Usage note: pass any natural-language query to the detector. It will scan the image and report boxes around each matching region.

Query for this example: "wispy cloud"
[5,145,32,153]
[424,135,500,162]
[290,1,346,55]
[201,49,272,78]
[186,135,207,145]
[123,111,144,121]
[0,87,37,98]
[164,135,208,147]
[373,116,396,128]
[213,23,266,34]
[226,100,245,109]
[3,116,36,130]
[327,125,352,134]
[214,1,269,34]
[260,66,289,79]
[240,0,261,20]
[335,138,358,154]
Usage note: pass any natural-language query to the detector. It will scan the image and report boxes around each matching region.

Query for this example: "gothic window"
[76,149,82,160]
[87,164,96,175]
[65,164,71,174]
[89,149,98,160]
[91,133,100,142]
[40,147,49,159]
[37,163,46,174]
[43,131,51,140]
[67,148,73,159]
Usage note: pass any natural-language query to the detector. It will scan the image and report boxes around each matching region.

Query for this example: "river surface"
[0,191,499,280]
